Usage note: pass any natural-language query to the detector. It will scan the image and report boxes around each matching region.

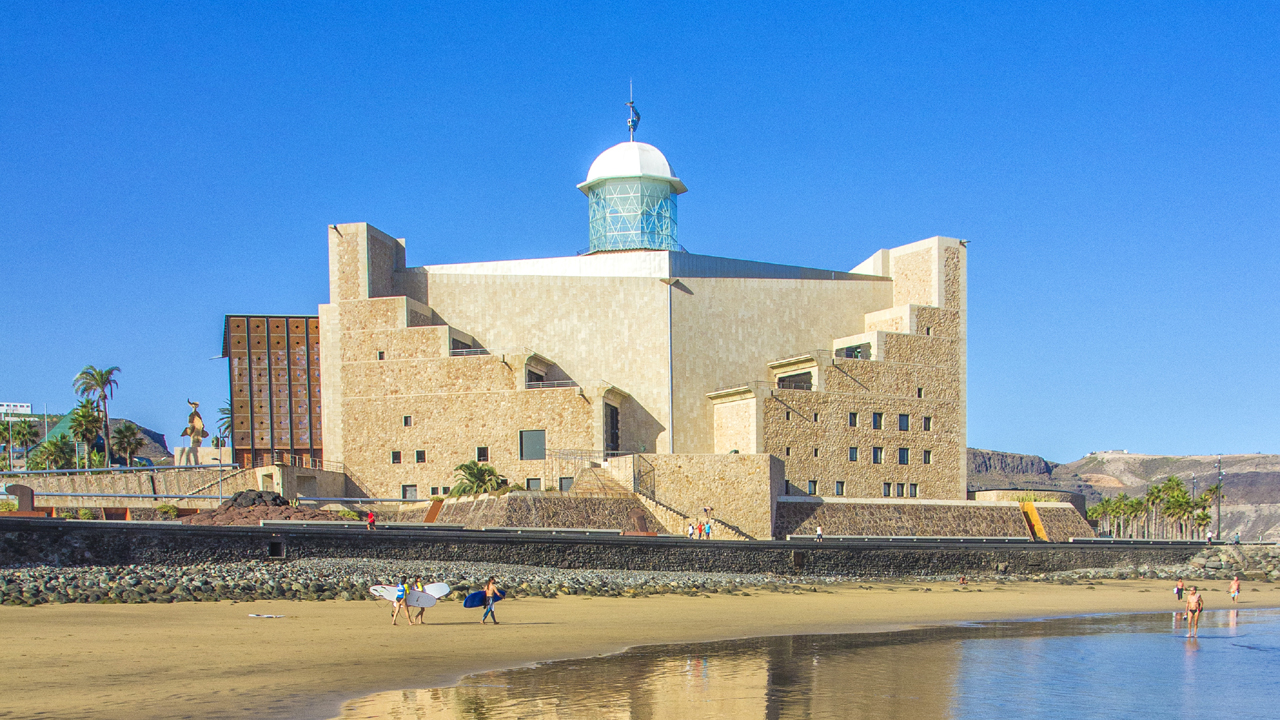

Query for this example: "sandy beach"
[1,578,1276,720]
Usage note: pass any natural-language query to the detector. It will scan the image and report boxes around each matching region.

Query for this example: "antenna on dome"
[626,80,640,141]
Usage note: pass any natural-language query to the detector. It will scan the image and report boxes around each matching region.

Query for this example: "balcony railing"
[525,380,579,390]
[449,348,492,357]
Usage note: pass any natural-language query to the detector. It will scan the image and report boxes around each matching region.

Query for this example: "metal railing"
[633,453,655,501]
[449,348,491,357]
[525,380,579,390]
[0,463,236,478]
[248,452,346,474]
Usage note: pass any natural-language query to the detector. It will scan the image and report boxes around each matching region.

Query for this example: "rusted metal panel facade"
[223,315,321,468]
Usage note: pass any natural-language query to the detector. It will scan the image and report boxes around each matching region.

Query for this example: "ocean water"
[337,609,1280,719]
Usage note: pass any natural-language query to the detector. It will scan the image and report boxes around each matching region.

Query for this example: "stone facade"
[432,492,666,533]
[775,498,1031,538]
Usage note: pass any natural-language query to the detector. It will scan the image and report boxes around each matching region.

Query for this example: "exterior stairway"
[569,467,633,497]
[636,494,754,541]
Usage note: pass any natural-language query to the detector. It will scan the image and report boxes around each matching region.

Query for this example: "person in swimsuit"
[391,577,409,626]
[1185,586,1203,637]
[1230,575,1241,604]
[482,576,500,625]
[1175,578,1184,601]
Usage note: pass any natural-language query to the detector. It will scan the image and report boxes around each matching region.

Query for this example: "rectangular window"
[431,486,440,496]
[923,450,932,464]
[923,416,932,431]
[442,486,451,495]
[526,369,545,385]
[403,415,412,427]
[848,446,858,462]
[882,482,891,497]
[924,327,931,336]
[872,412,883,430]
[896,483,905,497]
[872,447,884,464]
[476,447,488,462]
[813,413,819,422]
[785,411,791,421]
[401,485,417,500]
[813,448,819,458]
[415,450,426,463]
[390,451,401,464]
[377,351,385,360]
[605,404,620,453]
[807,480,817,495]
[917,388,923,398]
[778,372,812,390]
[909,483,918,498]
[519,430,546,461]
[898,414,910,431]
[558,477,574,492]
[526,478,542,491]
[785,447,791,457]
[835,481,845,496]
[898,447,910,465]
[848,412,858,427]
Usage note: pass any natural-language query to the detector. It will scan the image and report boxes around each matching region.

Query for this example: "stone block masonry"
[0,518,1198,578]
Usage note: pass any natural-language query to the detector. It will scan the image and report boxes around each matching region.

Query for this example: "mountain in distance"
[968,448,1280,541]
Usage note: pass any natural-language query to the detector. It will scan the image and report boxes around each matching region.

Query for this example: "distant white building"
[0,402,32,417]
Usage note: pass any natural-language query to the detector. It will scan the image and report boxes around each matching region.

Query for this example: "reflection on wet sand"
[336,612,1279,720]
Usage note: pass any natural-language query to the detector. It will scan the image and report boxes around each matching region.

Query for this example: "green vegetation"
[111,422,146,467]
[73,364,121,466]
[450,461,508,497]
[0,501,16,512]
[216,401,232,447]
[28,433,76,470]
[155,504,179,520]
[77,508,96,520]
[1087,475,1222,540]
[338,509,360,520]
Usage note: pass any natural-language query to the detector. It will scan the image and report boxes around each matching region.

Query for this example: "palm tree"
[32,433,76,470]
[68,399,101,467]
[111,422,146,468]
[10,420,38,463]
[450,461,507,496]
[73,365,120,467]
[217,400,232,447]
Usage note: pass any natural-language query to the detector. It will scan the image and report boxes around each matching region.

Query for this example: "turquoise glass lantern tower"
[577,141,688,253]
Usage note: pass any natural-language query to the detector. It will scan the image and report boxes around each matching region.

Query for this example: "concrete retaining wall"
[433,492,667,532]
[0,518,1197,577]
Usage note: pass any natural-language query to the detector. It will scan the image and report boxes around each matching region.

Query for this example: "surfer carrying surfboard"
[410,579,428,625]
[482,577,500,625]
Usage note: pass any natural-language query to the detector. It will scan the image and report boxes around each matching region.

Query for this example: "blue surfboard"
[463,589,505,608]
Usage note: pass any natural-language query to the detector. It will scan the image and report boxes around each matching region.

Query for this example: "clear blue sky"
[2,2,1276,463]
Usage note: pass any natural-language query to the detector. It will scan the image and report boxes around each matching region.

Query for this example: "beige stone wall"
[775,498,1032,538]
[1035,504,1095,541]
[433,492,666,532]
[636,453,784,540]
[889,246,936,308]
[712,396,757,454]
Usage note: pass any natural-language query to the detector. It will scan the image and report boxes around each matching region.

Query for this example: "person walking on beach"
[1175,578,1185,602]
[366,510,377,531]
[1230,575,1241,604]
[391,577,409,626]
[1185,586,1203,637]
[481,577,500,625]
[410,578,427,625]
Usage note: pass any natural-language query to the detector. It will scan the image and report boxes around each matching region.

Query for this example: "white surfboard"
[406,588,438,608]
[423,582,451,598]
[370,585,399,602]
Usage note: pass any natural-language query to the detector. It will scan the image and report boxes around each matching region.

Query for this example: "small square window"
[923,450,932,464]
[872,447,884,464]
[403,415,412,427]
[848,412,858,427]
[923,416,932,431]
[558,477,574,492]
[401,484,417,500]
[835,481,845,496]
[872,412,883,430]
[896,483,905,497]
[813,413,819,422]
[431,486,440,496]
[415,450,426,463]
[526,478,542,491]
[813,448,819,458]
[848,446,858,462]
[519,430,546,461]
[898,447,910,465]
[377,351,385,360]
[917,387,923,398]
[909,483,918,498]
[390,451,401,464]
[476,447,489,462]
[882,482,891,497]
[442,486,451,495]
[807,480,817,495]
[785,447,791,457]
[898,414,910,431]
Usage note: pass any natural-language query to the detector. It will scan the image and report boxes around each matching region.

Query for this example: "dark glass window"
[519,430,546,461]
[898,448,910,465]
[848,412,858,427]
[872,447,884,464]
[403,415,412,427]
[415,450,426,463]
[882,483,891,497]
[401,485,417,500]
[923,416,932,431]
[896,483,905,497]
[909,483,918,498]
[526,478,542,491]
[390,451,401,464]
[899,414,910,431]
[476,447,489,462]
[807,480,817,495]
[923,450,933,464]
[872,413,883,430]
[835,481,845,496]
[848,447,858,462]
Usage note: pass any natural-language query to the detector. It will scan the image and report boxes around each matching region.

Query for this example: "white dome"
[578,141,687,195]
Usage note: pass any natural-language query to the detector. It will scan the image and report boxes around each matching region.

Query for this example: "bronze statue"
[181,399,209,448]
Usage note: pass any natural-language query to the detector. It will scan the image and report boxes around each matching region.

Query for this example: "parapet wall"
[775,498,1032,538]
[0,518,1196,577]
[432,492,667,533]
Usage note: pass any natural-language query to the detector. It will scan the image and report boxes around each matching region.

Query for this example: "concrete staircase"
[569,467,633,497]
[636,494,754,541]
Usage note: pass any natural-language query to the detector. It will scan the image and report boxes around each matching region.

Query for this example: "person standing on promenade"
[816,525,823,542]
[697,521,705,540]
[366,510,377,531]
[1230,575,1241,604]
[482,577,500,625]
[687,523,695,539]
[1206,530,1213,545]
[1175,578,1185,602]
[1185,586,1203,637]
[705,522,712,540]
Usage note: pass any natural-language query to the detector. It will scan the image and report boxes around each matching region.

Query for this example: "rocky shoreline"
[1,544,1275,607]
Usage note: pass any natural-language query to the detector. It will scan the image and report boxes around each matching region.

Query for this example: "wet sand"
[1,578,1274,720]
